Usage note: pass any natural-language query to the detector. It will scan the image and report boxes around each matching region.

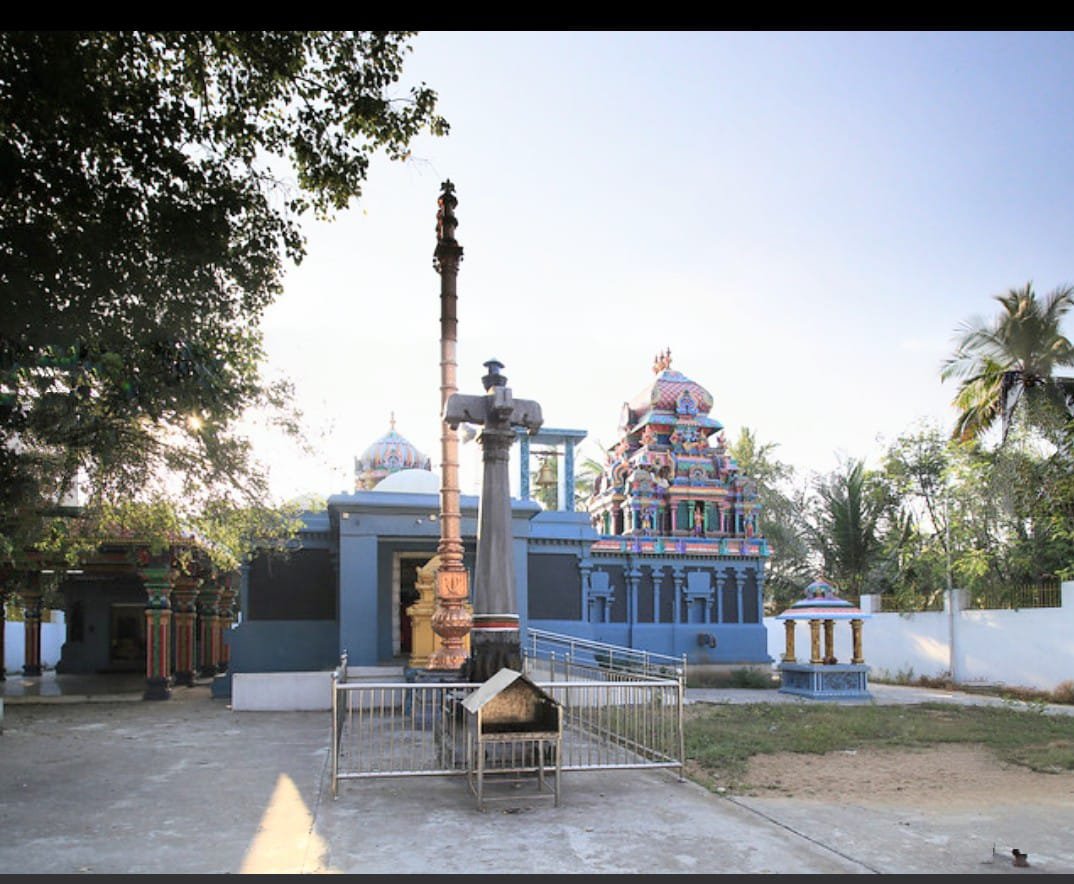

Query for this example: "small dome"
[777,577,870,620]
[355,416,432,490]
[373,468,440,495]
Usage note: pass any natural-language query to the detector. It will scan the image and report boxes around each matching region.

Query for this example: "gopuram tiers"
[586,349,768,559]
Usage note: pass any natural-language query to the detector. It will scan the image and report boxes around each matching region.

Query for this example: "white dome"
[373,468,440,494]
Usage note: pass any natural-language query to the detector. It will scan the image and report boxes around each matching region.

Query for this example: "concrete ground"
[1,673,1072,875]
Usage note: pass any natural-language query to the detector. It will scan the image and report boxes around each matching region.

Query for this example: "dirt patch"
[738,744,1074,809]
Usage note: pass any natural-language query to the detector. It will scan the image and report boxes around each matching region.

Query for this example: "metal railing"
[969,582,1062,610]
[526,628,686,686]
[330,637,685,797]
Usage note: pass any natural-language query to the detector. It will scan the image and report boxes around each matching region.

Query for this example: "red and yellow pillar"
[171,571,199,687]
[137,549,175,701]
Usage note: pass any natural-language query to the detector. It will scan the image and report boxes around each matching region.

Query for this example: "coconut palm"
[941,283,1074,444]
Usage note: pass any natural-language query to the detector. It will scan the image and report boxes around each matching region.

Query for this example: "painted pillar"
[563,437,576,512]
[20,573,43,677]
[714,571,724,624]
[782,620,796,662]
[137,551,175,701]
[217,573,238,671]
[823,619,835,663]
[850,618,864,664]
[735,567,744,624]
[518,434,531,501]
[197,580,220,678]
[430,180,473,673]
[626,565,641,644]
[651,566,661,624]
[171,572,199,687]
[809,619,822,664]
[671,568,683,624]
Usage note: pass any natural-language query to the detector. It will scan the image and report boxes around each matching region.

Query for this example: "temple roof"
[624,350,718,430]
[777,577,871,620]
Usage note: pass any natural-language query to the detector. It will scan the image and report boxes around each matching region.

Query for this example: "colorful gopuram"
[587,349,764,556]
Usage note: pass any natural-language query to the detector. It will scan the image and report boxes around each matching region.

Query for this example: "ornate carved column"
[171,567,199,687]
[783,620,796,662]
[20,571,43,677]
[217,573,238,671]
[850,618,864,664]
[713,571,725,624]
[823,619,835,663]
[137,548,175,700]
[809,619,822,664]
[429,180,472,673]
[197,578,220,678]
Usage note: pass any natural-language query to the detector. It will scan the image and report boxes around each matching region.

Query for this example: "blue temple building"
[227,351,772,683]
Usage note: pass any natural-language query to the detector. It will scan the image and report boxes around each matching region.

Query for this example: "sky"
[246,30,1074,502]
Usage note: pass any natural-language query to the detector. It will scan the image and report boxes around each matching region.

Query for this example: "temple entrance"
[108,603,145,671]
[394,553,433,657]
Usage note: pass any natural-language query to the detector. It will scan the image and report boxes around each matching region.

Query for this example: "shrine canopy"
[776,578,871,621]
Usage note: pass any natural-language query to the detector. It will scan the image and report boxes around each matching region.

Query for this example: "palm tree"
[809,459,888,598]
[941,283,1074,444]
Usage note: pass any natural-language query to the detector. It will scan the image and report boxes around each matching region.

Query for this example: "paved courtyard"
[1,676,1072,874]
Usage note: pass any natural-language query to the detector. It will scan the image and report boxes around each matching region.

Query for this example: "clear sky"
[247,30,1074,502]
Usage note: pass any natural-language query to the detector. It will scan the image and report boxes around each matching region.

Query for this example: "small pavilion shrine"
[776,577,871,700]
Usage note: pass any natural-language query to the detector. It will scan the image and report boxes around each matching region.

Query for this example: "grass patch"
[684,702,1074,791]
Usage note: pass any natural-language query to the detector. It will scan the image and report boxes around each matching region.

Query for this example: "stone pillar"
[850,618,864,664]
[20,573,43,677]
[823,619,835,663]
[137,551,175,701]
[197,580,220,678]
[783,620,796,662]
[809,619,822,664]
[518,434,531,501]
[171,572,199,687]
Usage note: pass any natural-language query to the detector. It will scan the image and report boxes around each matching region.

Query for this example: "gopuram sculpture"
[444,359,542,682]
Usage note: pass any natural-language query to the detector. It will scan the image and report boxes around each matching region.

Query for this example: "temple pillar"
[671,568,683,624]
[783,619,796,662]
[137,551,175,700]
[714,571,725,624]
[20,573,43,677]
[851,618,864,664]
[651,566,661,624]
[735,568,744,624]
[171,572,199,687]
[823,619,835,663]
[197,580,220,678]
[217,574,238,671]
[809,619,822,664]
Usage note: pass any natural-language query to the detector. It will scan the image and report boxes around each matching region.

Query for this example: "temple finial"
[390,411,396,431]
[433,180,463,273]
[652,347,672,374]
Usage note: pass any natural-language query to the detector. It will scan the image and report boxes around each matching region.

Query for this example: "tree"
[941,282,1074,444]
[807,458,888,598]
[728,427,812,607]
[0,31,448,568]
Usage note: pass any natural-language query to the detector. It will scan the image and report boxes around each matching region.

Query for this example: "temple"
[214,350,772,695]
